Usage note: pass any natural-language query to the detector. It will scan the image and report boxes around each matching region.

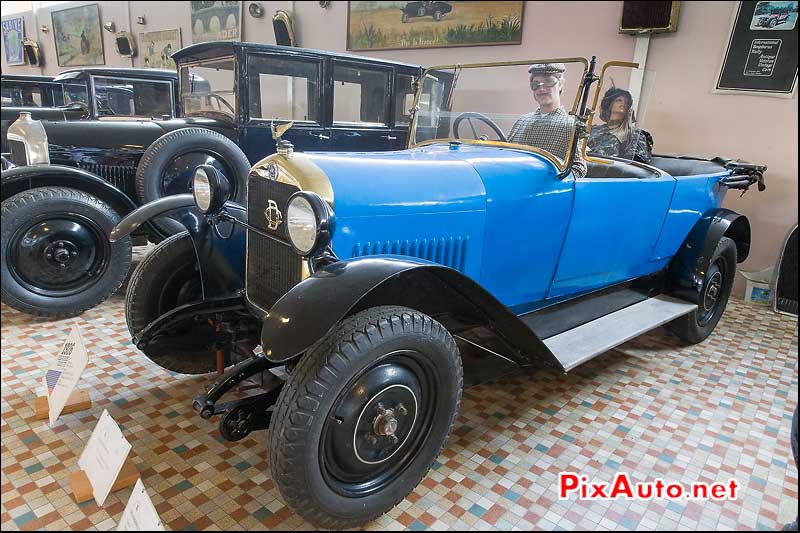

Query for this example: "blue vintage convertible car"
[112,57,765,528]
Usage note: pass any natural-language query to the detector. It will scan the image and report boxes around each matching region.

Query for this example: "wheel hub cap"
[703,272,723,311]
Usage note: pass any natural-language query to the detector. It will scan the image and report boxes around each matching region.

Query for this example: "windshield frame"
[407,57,590,171]
[178,55,238,122]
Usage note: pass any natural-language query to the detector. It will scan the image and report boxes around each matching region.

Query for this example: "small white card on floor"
[45,325,89,426]
[117,478,164,531]
[78,409,131,506]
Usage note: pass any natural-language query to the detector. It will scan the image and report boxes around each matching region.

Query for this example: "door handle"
[315,133,331,140]
[385,135,397,140]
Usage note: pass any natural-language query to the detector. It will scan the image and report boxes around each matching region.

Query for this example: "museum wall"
[1,1,796,296]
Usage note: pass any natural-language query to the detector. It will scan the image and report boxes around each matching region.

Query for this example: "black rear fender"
[259,256,559,369]
[668,208,750,303]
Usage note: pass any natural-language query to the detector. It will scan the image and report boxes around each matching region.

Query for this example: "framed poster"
[347,1,524,51]
[2,16,25,66]
[139,29,181,69]
[191,1,242,43]
[51,3,105,67]
[715,1,798,96]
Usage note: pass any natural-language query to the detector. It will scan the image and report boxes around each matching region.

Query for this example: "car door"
[548,164,677,298]
[328,59,396,152]
[240,52,329,163]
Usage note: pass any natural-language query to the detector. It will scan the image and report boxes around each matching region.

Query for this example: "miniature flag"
[45,369,62,395]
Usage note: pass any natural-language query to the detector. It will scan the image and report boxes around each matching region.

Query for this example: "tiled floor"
[1,249,797,531]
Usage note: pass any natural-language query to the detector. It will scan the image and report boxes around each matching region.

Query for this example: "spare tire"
[135,127,250,235]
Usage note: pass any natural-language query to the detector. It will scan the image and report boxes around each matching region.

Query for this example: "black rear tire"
[125,232,223,374]
[1,187,131,318]
[269,306,462,529]
[135,127,249,235]
[668,236,737,344]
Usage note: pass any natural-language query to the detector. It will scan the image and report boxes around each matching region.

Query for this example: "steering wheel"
[96,96,116,116]
[208,94,236,115]
[453,112,507,142]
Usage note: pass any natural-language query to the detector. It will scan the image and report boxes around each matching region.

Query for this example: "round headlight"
[193,166,212,212]
[192,164,231,214]
[286,192,334,257]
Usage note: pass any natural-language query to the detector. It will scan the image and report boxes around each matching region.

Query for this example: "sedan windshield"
[180,57,236,121]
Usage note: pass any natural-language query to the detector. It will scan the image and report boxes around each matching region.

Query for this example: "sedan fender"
[259,255,560,369]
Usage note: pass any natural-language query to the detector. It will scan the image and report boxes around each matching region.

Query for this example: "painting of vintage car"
[401,1,453,22]
[111,57,765,529]
[348,0,524,50]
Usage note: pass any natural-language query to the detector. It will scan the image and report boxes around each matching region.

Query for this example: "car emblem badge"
[265,199,283,231]
[267,162,278,180]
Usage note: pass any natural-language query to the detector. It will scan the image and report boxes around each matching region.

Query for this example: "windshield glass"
[62,81,88,106]
[411,59,588,167]
[585,64,655,166]
[179,57,236,120]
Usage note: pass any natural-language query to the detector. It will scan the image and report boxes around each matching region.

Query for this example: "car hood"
[304,143,555,219]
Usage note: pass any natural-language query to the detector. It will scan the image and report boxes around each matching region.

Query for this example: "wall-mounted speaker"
[620,1,680,34]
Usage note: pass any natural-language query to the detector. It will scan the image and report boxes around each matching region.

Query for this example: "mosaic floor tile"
[1,247,798,530]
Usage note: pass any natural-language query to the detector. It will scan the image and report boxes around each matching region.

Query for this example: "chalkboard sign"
[716,1,798,95]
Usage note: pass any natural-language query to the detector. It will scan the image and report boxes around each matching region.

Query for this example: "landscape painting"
[347,1,524,51]
[51,4,104,66]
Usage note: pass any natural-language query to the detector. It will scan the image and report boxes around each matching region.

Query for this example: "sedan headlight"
[286,191,335,257]
[192,164,230,214]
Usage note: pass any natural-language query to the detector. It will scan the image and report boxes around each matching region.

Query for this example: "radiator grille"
[246,175,302,312]
[77,162,136,196]
[352,236,468,271]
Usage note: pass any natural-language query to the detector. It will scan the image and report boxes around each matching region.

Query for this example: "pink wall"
[2,1,796,298]
[644,1,798,295]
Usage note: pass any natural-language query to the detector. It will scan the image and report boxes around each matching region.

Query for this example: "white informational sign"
[117,478,164,531]
[45,325,89,426]
[78,410,132,506]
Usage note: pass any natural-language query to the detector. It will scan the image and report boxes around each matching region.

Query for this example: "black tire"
[125,232,223,374]
[135,127,250,235]
[417,6,426,16]
[401,12,409,22]
[270,306,462,529]
[433,10,443,21]
[668,236,737,344]
[1,187,131,318]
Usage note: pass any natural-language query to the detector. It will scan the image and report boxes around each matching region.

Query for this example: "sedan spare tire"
[135,127,249,235]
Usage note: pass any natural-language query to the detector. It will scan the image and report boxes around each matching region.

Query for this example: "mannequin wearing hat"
[587,86,653,163]
[507,63,587,178]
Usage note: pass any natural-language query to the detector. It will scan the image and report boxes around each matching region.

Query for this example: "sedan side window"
[248,55,320,123]
[333,63,389,126]
[94,76,173,118]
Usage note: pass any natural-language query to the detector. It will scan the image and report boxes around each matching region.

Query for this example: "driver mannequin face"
[530,74,562,113]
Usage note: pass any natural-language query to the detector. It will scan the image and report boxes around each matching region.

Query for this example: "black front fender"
[113,197,247,301]
[668,208,750,303]
[259,255,558,369]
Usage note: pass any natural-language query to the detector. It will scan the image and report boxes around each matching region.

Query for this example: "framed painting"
[191,1,242,43]
[347,1,525,51]
[2,16,25,66]
[139,29,182,69]
[51,3,105,67]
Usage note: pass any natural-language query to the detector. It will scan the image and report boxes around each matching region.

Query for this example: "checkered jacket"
[507,107,587,178]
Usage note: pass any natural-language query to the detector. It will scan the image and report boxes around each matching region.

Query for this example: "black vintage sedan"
[1,42,441,318]
[401,1,453,22]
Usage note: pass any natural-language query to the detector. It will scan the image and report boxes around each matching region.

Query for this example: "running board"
[543,295,697,372]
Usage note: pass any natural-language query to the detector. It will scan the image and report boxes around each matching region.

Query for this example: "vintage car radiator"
[245,175,303,313]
